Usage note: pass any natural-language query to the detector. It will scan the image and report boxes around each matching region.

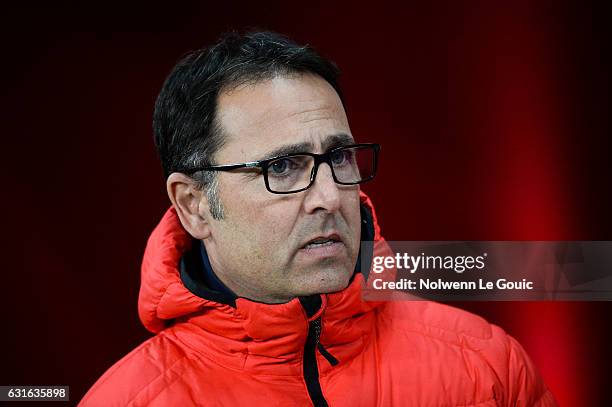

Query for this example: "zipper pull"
[317,343,339,366]
[313,318,339,366]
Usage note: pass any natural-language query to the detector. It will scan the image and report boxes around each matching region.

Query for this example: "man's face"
[202,73,361,303]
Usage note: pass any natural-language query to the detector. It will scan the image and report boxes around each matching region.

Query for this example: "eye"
[269,158,293,175]
[330,149,349,166]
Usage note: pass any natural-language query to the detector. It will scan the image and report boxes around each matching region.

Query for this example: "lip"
[300,233,343,248]
[298,233,345,258]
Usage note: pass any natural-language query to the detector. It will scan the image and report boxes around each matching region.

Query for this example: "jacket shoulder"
[79,331,193,407]
[377,300,557,405]
[379,299,495,341]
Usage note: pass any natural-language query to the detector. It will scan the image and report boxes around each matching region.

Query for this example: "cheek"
[255,208,299,252]
[344,191,362,225]
[224,194,297,254]
[344,192,363,250]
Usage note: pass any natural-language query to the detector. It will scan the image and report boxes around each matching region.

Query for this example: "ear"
[166,172,212,239]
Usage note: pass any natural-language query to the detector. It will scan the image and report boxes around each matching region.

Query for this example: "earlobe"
[166,173,212,239]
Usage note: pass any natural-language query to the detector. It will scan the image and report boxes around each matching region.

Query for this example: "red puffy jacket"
[80,193,557,406]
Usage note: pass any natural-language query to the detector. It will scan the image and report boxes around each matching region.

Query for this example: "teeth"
[306,239,335,248]
[312,238,331,244]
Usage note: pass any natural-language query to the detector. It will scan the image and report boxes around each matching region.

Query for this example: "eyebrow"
[254,133,355,161]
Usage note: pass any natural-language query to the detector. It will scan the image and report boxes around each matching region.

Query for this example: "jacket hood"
[138,191,385,334]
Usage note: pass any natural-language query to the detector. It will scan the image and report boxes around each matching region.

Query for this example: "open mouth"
[302,235,342,250]
[304,238,337,249]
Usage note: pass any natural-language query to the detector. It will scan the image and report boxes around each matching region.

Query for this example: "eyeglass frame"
[182,143,380,194]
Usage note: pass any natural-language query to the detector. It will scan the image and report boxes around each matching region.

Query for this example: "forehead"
[215,74,351,162]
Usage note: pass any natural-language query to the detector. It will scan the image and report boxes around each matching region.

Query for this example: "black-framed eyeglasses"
[183,143,380,194]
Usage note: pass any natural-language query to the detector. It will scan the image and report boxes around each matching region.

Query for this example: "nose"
[303,162,341,214]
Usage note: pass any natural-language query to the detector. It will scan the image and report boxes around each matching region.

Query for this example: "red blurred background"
[2,1,611,405]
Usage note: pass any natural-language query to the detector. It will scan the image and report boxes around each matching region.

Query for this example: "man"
[80,31,557,406]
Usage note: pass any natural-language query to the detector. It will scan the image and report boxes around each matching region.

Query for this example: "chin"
[299,269,353,296]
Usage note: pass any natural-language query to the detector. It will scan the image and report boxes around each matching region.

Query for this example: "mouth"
[302,233,342,249]
[301,234,342,249]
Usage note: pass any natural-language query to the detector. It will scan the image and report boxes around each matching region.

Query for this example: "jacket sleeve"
[499,332,558,406]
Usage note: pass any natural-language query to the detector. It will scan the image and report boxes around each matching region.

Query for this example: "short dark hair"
[153,31,344,179]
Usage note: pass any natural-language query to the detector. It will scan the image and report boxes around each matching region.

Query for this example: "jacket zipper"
[303,317,338,407]
[303,317,328,407]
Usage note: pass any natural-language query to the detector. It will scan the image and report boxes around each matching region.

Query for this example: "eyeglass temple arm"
[190,161,262,173]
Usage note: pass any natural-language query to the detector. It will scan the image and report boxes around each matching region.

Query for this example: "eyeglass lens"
[266,146,376,193]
